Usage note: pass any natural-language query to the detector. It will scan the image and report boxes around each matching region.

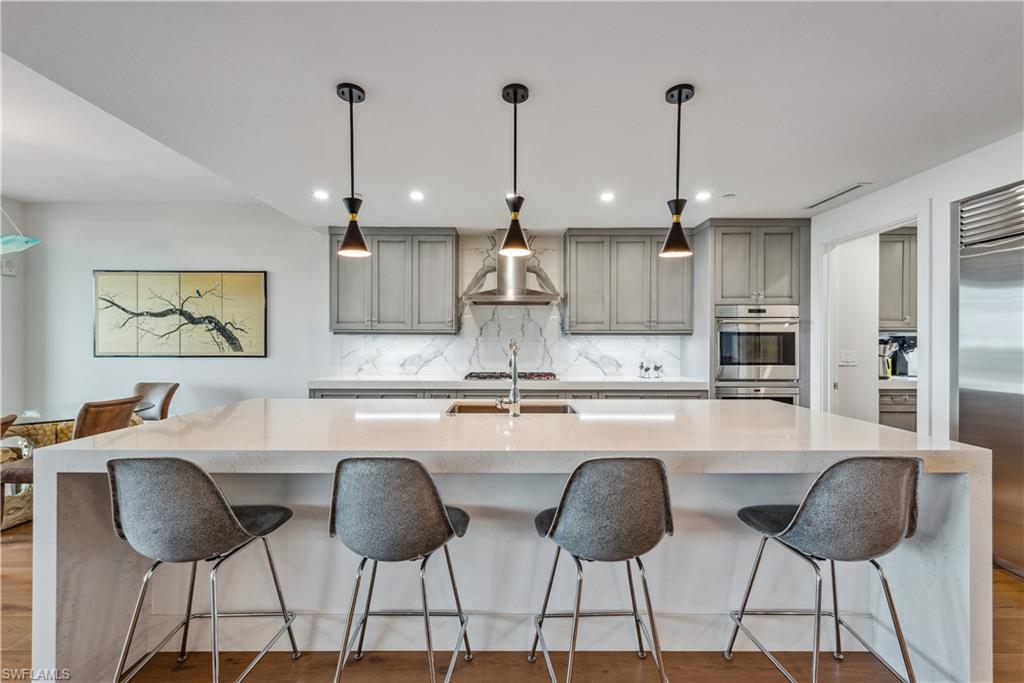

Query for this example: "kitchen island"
[33,398,990,681]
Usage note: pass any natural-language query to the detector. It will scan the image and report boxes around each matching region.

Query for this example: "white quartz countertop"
[879,376,918,391]
[42,398,987,475]
[308,375,709,391]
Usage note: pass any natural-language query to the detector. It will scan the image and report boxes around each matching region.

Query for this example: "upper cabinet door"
[879,233,916,329]
[651,238,693,331]
[566,235,610,331]
[412,235,456,331]
[610,236,651,331]
[331,236,372,331]
[759,226,800,304]
[715,227,757,304]
[371,235,413,330]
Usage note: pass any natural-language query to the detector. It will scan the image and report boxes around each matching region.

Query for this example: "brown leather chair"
[2,414,31,527]
[72,395,143,440]
[132,382,180,420]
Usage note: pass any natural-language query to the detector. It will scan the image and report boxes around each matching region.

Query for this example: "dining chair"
[132,382,180,420]
[73,395,143,439]
[0,414,30,527]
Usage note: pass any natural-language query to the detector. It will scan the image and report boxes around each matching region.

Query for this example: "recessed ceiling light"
[600,191,615,202]
[409,190,425,201]
[695,191,712,201]
[312,189,330,201]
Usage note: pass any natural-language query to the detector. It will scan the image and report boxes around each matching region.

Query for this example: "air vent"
[803,182,873,210]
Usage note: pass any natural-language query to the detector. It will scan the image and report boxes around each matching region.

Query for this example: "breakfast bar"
[32,398,991,682]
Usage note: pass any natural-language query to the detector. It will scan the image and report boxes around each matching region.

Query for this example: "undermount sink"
[445,402,578,415]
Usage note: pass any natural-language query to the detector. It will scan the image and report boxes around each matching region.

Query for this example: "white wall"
[811,131,1023,437]
[827,232,879,422]
[1,197,30,413]
[20,203,334,414]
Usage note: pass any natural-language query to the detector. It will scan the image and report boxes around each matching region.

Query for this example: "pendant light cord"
[674,99,682,201]
[349,97,355,199]
[513,101,518,196]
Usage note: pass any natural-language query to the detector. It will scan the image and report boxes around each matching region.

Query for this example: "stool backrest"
[548,457,673,562]
[74,395,142,439]
[779,456,922,562]
[107,457,251,562]
[132,382,180,420]
[330,457,455,562]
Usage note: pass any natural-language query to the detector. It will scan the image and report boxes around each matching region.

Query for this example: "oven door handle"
[716,318,799,325]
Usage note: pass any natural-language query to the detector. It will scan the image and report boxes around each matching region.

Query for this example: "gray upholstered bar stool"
[724,456,922,683]
[106,457,300,683]
[528,457,673,683]
[330,457,472,683]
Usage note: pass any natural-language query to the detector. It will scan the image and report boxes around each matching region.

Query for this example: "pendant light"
[659,83,695,258]
[0,207,40,254]
[336,82,371,258]
[499,83,531,257]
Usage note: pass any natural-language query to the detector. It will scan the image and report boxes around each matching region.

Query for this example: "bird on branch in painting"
[195,289,203,298]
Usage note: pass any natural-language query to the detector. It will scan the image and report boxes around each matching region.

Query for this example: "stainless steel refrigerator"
[955,180,1024,577]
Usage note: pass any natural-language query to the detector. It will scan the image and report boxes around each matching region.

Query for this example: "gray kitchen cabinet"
[879,232,917,330]
[598,390,707,399]
[329,227,458,333]
[412,235,456,331]
[566,235,611,331]
[610,236,651,331]
[309,387,708,400]
[713,224,801,305]
[309,389,422,399]
[564,390,599,400]
[330,235,372,330]
[371,235,413,330]
[564,229,693,334]
[879,389,916,432]
[651,238,694,331]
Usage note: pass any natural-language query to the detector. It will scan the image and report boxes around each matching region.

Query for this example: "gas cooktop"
[464,371,557,381]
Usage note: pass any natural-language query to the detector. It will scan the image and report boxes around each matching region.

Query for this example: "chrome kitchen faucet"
[496,339,522,417]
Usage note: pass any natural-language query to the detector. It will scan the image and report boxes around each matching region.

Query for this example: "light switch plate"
[1,258,17,277]
[838,351,859,367]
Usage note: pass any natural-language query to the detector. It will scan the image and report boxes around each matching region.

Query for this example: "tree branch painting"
[94,271,266,357]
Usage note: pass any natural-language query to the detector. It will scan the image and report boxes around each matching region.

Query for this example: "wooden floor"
[2,522,1022,682]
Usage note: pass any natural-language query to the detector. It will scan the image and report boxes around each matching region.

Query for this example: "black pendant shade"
[336,82,371,258]
[338,196,371,257]
[660,198,692,257]
[501,194,531,256]
[499,83,532,257]
[660,84,695,259]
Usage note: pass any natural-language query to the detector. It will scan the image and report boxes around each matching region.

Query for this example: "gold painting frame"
[94,271,267,357]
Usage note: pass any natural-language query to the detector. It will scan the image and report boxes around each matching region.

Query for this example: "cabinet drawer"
[598,390,707,400]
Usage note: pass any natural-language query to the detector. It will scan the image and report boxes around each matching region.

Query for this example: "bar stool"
[724,456,922,683]
[106,457,301,683]
[330,457,472,683]
[528,457,673,683]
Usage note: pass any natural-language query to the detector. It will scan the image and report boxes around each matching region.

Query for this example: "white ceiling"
[1,2,1021,231]
[0,56,255,204]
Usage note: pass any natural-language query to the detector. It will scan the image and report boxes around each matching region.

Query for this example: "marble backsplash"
[329,234,694,378]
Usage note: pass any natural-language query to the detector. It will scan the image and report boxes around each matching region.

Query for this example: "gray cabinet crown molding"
[329,227,459,334]
[563,228,694,335]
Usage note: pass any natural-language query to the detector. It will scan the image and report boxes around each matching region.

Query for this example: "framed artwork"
[94,270,267,357]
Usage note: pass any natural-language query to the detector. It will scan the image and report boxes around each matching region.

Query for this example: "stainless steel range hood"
[464,252,560,305]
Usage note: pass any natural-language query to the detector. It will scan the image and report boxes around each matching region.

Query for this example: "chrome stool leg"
[810,558,822,683]
[635,557,669,683]
[419,555,437,683]
[209,564,221,682]
[724,535,767,660]
[528,546,561,663]
[830,560,844,661]
[353,560,378,661]
[177,561,197,662]
[564,556,585,683]
[262,537,301,660]
[112,561,161,683]
[625,561,648,659]
[443,545,473,661]
[334,557,368,682]
[872,560,917,683]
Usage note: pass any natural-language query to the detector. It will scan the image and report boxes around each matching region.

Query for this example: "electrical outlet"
[0,258,17,277]
[838,351,859,367]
